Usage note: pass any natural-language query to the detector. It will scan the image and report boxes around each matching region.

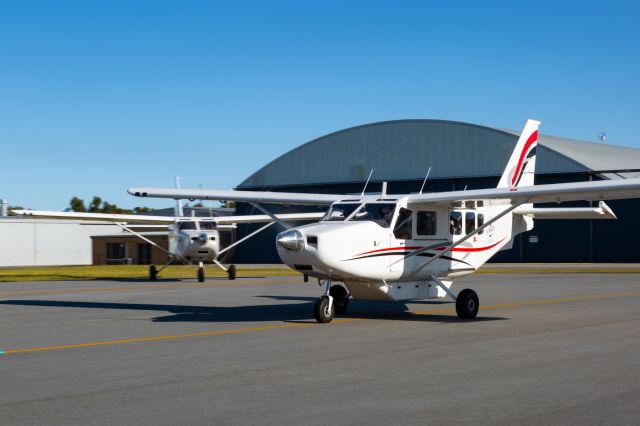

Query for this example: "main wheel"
[329,285,349,314]
[149,265,157,281]
[314,296,335,323]
[228,264,236,280]
[197,267,205,283]
[456,289,479,319]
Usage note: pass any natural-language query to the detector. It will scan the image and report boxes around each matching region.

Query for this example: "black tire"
[456,289,479,319]
[149,265,157,281]
[197,267,205,283]
[314,296,335,323]
[228,264,236,280]
[329,285,349,314]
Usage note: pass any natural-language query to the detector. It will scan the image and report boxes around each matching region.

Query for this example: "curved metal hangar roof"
[238,120,640,188]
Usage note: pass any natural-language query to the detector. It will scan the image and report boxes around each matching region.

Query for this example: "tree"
[66,196,150,214]
[88,196,102,212]
[67,197,86,212]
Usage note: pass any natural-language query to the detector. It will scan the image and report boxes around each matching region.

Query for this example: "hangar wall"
[230,120,640,264]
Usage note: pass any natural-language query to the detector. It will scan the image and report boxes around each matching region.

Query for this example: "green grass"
[1,265,639,283]
[0,265,299,282]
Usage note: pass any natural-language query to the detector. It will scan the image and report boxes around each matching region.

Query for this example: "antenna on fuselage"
[175,176,184,217]
[381,181,387,199]
[361,169,374,196]
[419,166,432,194]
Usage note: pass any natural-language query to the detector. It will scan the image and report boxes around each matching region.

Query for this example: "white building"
[0,218,120,267]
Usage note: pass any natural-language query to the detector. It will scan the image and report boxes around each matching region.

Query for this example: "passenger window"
[393,208,413,240]
[416,211,437,236]
[450,211,462,235]
[465,212,476,234]
[477,213,485,234]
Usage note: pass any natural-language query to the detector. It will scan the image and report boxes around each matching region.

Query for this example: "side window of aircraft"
[477,213,485,234]
[416,211,437,236]
[450,211,462,235]
[178,222,197,230]
[393,208,413,239]
[199,221,216,230]
[323,203,360,222]
[465,212,476,234]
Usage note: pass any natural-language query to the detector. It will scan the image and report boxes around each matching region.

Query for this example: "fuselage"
[277,196,530,301]
[170,219,220,262]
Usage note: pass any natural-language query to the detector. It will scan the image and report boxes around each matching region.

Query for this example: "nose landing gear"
[314,279,350,323]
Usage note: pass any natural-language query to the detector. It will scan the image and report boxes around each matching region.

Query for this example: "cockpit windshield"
[178,221,197,230]
[322,202,396,228]
[199,221,216,230]
[351,203,396,228]
[322,203,360,222]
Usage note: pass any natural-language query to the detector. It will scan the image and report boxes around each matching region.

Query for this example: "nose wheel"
[314,296,335,323]
[314,280,349,323]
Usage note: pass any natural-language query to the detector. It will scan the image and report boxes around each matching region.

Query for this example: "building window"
[416,211,437,236]
[450,211,462,235]
[393,208,413,240]
[106,243,126,260]
[465,212,476,234]
[138,243,152,265]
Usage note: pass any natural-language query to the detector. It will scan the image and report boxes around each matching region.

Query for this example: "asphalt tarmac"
[1,273,639,426]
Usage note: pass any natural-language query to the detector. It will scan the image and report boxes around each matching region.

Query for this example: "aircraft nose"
[198,233,208,243]
[276,229,304,251]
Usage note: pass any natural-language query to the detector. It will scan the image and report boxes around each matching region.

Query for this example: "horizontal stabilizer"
[514,201,617,219]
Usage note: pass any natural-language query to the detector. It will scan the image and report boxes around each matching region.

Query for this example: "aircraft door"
[389,207,413,275]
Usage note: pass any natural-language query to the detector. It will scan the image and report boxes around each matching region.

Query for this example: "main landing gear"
[430,275,479,320]
[148,260,237,282]
[314,279,349,323]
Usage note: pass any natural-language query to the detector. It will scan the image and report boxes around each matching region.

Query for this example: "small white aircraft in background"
[13,204,323,282]
[128,119,640,323]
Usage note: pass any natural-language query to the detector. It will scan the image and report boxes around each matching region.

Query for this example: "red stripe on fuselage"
[437,239,504,252]
[353,239,504,258]
[511,130,538,187]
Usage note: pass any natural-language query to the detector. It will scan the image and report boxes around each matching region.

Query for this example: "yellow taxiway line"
[2,290,639,356]
[0,319,360,355]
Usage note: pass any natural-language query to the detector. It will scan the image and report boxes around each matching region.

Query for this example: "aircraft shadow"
[0,299,507,324]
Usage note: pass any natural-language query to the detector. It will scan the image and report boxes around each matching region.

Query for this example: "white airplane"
[127,119,640,323]
[12,206,323,281]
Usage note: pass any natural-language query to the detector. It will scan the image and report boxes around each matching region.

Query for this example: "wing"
[407,178,640,208]
[11,210,175,223]
[214,212,325,225]
[128,188,343,205]
[11,210,325,225]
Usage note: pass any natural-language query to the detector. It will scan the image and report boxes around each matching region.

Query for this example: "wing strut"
[405,202,522,278]
[248,202,292,230]
[218,221,276,255]
[112,222,189,264]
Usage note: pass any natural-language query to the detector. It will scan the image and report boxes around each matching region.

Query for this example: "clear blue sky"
[1,0,639,210]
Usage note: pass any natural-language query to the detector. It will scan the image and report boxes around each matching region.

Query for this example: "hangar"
[231,119,640,264]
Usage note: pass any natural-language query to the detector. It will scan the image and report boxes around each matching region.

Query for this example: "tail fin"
[498,119,540,188]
